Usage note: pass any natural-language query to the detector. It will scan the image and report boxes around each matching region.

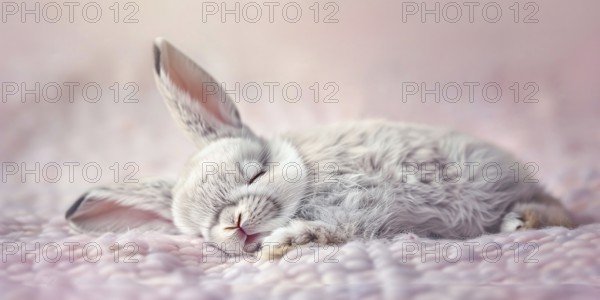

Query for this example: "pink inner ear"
[163,46,231,126]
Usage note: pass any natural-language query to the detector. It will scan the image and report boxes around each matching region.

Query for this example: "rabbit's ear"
[153,37,253,147]
[65,179,177,234]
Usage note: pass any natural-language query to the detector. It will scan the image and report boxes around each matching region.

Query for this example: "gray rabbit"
[65,38,574,257]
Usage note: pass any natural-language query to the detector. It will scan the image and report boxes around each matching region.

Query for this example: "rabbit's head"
[65,38,308,254]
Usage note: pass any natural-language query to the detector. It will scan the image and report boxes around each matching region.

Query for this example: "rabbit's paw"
[258,220,336,261]
[500,212,524,232]
[501,204,575,232]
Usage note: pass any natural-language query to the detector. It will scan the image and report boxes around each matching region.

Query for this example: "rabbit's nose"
[224,213,248,235]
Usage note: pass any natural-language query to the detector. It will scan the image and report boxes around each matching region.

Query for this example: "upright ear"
[65,179,177,234]
[153,37,254,147]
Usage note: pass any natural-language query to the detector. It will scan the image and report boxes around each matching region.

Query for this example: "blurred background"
[1,0,599,223]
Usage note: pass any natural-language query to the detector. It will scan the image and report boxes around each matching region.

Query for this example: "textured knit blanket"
[2,172,600,300]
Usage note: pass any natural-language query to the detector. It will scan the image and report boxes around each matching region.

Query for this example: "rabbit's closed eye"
[248,170,266,184]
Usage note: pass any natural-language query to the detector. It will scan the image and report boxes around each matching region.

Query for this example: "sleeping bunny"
[65,38,574,257]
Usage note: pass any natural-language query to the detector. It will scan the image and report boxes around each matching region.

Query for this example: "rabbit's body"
[65,38,574,258]
[281,120,535,240]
